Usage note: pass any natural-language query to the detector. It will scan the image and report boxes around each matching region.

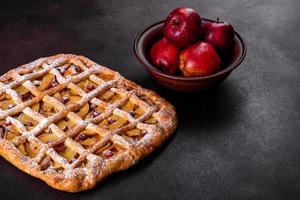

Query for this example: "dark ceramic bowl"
[134,19,247,92]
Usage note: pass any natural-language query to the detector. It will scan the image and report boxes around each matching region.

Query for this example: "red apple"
[163,7,201,47]
[202,18,234,52]
[150,37,180,74]
[179,42,221,77]
[201,21,211,37]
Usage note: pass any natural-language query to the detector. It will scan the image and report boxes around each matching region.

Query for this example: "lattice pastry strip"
[0,54,177,192]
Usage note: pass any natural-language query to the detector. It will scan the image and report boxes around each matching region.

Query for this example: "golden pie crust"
[0,54,177,192]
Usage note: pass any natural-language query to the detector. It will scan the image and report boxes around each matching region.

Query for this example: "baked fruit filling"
[94,141,119,159]
[37,128,60,144]
[56,145,79,163]
[18,141,40,158]
[36,73,57,91]
[16,85,35,102]
[74,129,103,148]
[77,79,97,93]
[94,72,115,82]
[20,113,39,130]
[98,89,121,103]
[59,64,83,78]
[40,155,64,172]
[0,94,16,110]
[121,128,148,142]
[121,100,145,119]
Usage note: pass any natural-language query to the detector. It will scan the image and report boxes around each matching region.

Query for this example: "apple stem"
[217,17,220,23]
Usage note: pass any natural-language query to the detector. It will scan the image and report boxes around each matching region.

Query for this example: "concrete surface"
[0,0,299,199]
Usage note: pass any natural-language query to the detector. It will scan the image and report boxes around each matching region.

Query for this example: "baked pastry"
[0,54,177,192]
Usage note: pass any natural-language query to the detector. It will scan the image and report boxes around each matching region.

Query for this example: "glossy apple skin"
[201,21,211,37]
[179,42,221,77]
[150,37,180,74]
[202,21,234,52]
[163,7,201,47]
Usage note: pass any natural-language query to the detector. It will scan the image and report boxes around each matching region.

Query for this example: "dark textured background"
[0,0,299,199]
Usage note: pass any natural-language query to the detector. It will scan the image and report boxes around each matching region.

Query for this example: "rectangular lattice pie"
[0,54,177,192]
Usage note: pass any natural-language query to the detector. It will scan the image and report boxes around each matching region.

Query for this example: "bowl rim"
[134,18,247,81]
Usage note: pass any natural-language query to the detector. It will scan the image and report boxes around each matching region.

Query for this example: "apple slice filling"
[40,156,64,172]
[37,129,59,144]
[0,94,16,110]
[57,145,79,163]
[120,128,148,142]
[137,94,155,106]
[53,88,80,103]
[95,72,115,82]
[144,116,157,124]
[15,85,30,95]
[16,85,36,102]
[76,104,89,118]
[34,101,56,117]
[62,64,83,78]
[74,129,103,149]
[121,100,145,119]
[56,119,68,131]
[98,115,128,131]
[36,73,58,92]
[84,103,105,119]
[77,79,98,93]
[97,89,120,103]
[19,113,39,131]
[94,141,121,159]
[17,141,40,158]
[0,117,21,141]
[53,117,77,134]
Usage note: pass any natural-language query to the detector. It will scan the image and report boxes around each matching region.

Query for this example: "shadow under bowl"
[134,19,247,92]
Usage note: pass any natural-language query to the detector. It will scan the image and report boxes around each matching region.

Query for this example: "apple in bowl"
[163,7,202,47]
[202,18,235,52]
[179,42,221,77]
[150,37,180,74]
